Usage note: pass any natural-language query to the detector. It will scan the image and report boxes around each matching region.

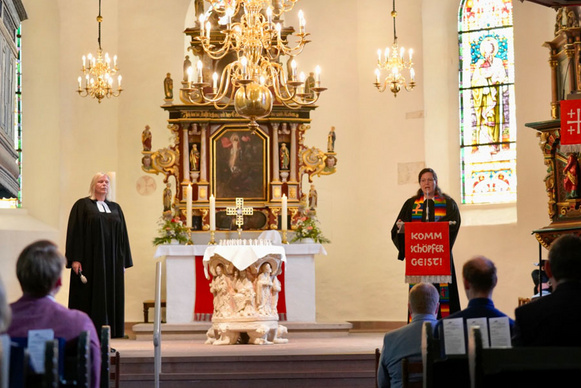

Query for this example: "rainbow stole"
[411,195,446,221]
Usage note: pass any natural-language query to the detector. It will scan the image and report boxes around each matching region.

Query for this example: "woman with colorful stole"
[391,168,462,319]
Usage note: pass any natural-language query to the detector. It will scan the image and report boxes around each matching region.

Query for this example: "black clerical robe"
[66,197,133,338]
[391,194,461,317]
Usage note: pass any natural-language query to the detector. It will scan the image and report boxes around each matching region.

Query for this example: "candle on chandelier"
[187,66,193,84]
[241,57,248,78]
[105,53,111,66]
[410,68,415,82]
[375,68,380,84]
[291,59,297,81]
[226,7,233,28]
[82,55,86,69]
[209,194,216,231]
[275,23,282,39]
[197,60,203,83]
[408,49,413,62]
[266,6,272,28]
[282,194,288,231]
[298,10,305,34]
[114,55,118,68]
[186,184,193,228]
[206,21,211,39]
[400,47,404,59]
[212,72,218,91]
[377,49,381,62]
[385,47,390,61]
[118,75,122,89]
[199,14,205,36]
[77,76,82,89]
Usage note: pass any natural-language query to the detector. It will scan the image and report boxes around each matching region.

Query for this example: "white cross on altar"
[226,198,254,236]
[567,108,581,135]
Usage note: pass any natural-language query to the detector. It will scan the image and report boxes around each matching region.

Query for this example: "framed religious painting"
[211,126,269,201]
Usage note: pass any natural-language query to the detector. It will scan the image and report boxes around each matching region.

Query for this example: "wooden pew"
[421,321,469,388]
[468,326,581,388]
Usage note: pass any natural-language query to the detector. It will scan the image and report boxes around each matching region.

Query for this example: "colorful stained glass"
[459,0,516,204]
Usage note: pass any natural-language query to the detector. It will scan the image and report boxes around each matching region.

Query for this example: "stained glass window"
[459,0,516,204]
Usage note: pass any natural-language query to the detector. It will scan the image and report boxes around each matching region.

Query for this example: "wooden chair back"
[401,357,423,388]
[468,326,581,388]
[421,321,469,388]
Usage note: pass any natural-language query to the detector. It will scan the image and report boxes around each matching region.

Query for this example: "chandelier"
[182,0,326,129]
[373,0,415,97]
[77,0,122,103]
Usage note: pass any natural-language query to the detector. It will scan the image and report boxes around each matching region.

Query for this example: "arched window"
[458,0,516,204]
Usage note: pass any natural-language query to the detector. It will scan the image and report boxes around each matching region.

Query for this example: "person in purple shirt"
[377,283,440,388]
[7,240,101,388]
[435,255,514,348]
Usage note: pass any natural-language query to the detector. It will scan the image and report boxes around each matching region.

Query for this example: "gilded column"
[272,122,280,182]
[200,123,208,183]
[182,124,190,185]
[290,123,298,182]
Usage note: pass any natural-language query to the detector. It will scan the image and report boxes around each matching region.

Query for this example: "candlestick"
[186,184,193,228]
[282,194,288,231]
[210,194,216,231]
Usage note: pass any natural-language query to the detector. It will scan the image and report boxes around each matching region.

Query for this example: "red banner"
[404,222,451,283]
[561,99,581,145]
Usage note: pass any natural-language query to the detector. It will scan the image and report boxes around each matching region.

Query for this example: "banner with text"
[405,222,451,284]
[560,99,581,153]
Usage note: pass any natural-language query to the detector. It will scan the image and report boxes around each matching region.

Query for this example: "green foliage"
[152,215,189,246]
[291,210,330,244]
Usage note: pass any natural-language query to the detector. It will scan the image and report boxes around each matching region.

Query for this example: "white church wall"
[5,0,558,325]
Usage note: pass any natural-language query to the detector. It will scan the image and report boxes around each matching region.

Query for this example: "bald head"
[462,256,497,297]
[409,283,440,315]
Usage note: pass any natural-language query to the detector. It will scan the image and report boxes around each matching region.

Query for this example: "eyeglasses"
[420,178,435,183]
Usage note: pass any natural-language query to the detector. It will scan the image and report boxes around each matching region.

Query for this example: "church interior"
[1,0,576,386]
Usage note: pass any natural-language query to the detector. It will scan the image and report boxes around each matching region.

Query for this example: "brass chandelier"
[182,0,325,129]
[77,0,122,103]
[373,0,415,97]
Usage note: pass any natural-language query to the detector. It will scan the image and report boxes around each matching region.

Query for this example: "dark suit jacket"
[513,280,581,346]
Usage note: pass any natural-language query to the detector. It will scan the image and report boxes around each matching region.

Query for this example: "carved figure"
[164,73,173,99]
[564,154,579,198]
[308,184,318,210]
[327,126,336,152]
[555,8,564,35]
[190,144,200,171]
[271,275,281,315]
[233,270,256,316]
[471,37,507,155]
[304,71,315,98]
[183,55,192,82]
[210,264,232,317]
[163,183,172,211]
[256,263,273,315]
[280,142,290,170]
[142,125,152,151]
[566,8,579,28]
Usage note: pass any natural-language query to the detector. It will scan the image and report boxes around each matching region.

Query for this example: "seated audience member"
[0,275,10,333]
[513,234,581,346]
[377,283,439,388]
[7,240,101,387]
[531,259,551,298]
[435,256,514,343]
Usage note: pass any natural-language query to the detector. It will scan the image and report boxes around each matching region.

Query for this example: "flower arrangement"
[152,212,190,246]
[291,210,330,244]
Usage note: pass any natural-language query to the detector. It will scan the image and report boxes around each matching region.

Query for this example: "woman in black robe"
[391,167,461,319]
[66,172,133,338]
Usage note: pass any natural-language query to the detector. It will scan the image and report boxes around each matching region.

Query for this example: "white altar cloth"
[202,245,286,278]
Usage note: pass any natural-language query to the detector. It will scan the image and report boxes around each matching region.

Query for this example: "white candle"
[282,194,287,231]
[118,75,122,89]
[375,68,380,84]
[197,61,203,83]
[210,194,216,231]
[186,184,193,228]
[212,72,218,91]
[78,76,82,89]
[187,66,193,83]
[291,59,297,80]
[82,55,86,68]
[410,68,415,82]
[315,65,321,86]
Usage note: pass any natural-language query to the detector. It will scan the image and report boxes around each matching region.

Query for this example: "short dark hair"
[548,234,581,282]
[463,256,497,293]
[416,167,443,197]
[16,240,65,297]
[409,283,440,314]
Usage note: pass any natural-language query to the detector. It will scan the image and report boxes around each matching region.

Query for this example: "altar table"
[154,243,327,323]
